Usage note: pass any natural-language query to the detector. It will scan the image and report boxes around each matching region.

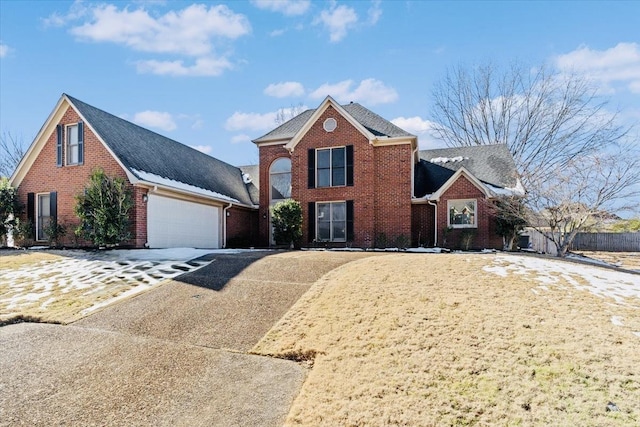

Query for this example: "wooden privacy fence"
[524,230,640,253]
[569,233,640,252]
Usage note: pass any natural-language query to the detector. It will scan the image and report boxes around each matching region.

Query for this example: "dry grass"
[0,250,62,269]
[574,251,640,271]
[252,253,640,426]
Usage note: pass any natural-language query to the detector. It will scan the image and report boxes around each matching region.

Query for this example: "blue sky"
[1,0,639,168]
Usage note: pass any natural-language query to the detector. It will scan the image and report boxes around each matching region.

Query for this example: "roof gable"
[252,96,415,147]
[12,94,255,207]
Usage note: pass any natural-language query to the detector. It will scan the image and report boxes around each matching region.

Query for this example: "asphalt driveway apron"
[1,250,375,426]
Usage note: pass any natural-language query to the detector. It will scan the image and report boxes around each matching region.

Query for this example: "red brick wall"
[258,105,414,248]
[437,175,502,249]
[257,145,291,246]
[411,203,436,247]
[17,105,143,247]
[226,206,259,247]
[373,144,412,247]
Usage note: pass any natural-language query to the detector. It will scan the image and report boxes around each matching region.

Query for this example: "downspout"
[427,200,438,247]
[411,144,418,198]
[222,202,233,248]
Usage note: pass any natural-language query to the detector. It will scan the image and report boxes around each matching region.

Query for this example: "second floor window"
[317,147,345,187]
[308,145,353,188]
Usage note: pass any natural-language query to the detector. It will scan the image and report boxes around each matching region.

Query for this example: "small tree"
[271,199,302,249]
[75,169,133,247]
[0,177,21,245]
[492,196,528,251]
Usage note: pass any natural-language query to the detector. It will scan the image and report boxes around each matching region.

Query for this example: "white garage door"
[147,195,220,248]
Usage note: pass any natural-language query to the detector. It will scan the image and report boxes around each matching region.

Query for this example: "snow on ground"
[483,254,640,306]
[484,254,640,338]
[0,248,253,319]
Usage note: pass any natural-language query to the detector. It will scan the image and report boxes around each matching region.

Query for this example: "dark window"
[316,201,346,242]
[316,147,345,188]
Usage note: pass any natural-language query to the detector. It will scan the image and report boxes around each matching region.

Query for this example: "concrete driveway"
[0,250,376,426]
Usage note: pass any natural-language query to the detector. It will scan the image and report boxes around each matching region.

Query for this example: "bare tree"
[494,145,640,256]
[430,61,639,256]
[1,132,26,178]
[430,63,630,185]
[275,103,305,126]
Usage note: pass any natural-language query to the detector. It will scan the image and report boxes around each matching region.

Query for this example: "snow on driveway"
[0,248,248,322]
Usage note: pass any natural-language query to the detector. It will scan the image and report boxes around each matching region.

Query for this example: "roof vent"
[323,118,337,132]
[242,173,252,184]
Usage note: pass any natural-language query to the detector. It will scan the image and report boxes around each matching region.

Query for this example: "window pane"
[331,147,345,168]
[68,125,78,145]
[271,158,291,173]
[332,221,346,240]
[37,195,50,241]
[271,172,291,200]
[317,169,330,187]
[69,145,79,164]
[332,202,346,221]
[318,222,331,241]
[317,150,330,168]
[332,166,345,186]
[317,203,330,221]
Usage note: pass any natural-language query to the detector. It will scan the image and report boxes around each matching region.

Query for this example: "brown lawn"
[252,253,640,426]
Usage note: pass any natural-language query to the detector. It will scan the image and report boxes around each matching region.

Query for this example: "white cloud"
[225,111,278,132]
[190,144,212,154]
[136,57,233,76]
[133,110,177,131]
[269,28,286,37]
[309,78,398,105]
[0,43,9,58]
[251,0,310,16]
[70,4,250,56]
[367,0,382,25]
[554,42,640,95]
[316,4,358,42]
[231,134,251,144]
[391,116,446,150]
[42,0,88,27]
[264,81,305,98]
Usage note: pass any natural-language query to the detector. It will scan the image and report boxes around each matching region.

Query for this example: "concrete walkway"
[0,250,376,426]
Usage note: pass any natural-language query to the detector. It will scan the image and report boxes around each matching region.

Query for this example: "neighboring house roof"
[252,101,414,143]
[414,144,522,198]
[65,95,256,207]
[237,164,260,205]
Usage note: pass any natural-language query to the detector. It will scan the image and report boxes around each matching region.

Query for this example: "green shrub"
[271,199,302,249]
[44,220,67,247]
[0,177,21,243]
[74,169,133,247]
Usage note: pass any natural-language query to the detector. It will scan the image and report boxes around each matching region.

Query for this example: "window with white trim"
[316,201,346,242]
[448,199,477,228]
[66,124,80,165]
[317,147,346,187]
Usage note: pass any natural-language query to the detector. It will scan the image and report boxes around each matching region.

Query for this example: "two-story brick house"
[253,96,523,249]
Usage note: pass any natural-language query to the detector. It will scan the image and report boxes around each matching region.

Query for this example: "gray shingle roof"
[67,94,255,206]
[414,144,519,197]
[252,102,414,143]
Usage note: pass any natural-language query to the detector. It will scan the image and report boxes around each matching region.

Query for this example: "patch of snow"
[566,253,613,267]
[406,247,443,253]
[611,316,624,326]
[633,332,640,338]
[483,254,640,306]
[486,179,526,197]
[331,247,365,252]
[242,173,252,184]
[132,169,240,203]
[430,156,468,164]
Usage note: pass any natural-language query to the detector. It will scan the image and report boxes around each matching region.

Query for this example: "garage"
[147,194,220,248]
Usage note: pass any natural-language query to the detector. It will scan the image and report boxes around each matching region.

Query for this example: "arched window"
[269,158,291,203]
